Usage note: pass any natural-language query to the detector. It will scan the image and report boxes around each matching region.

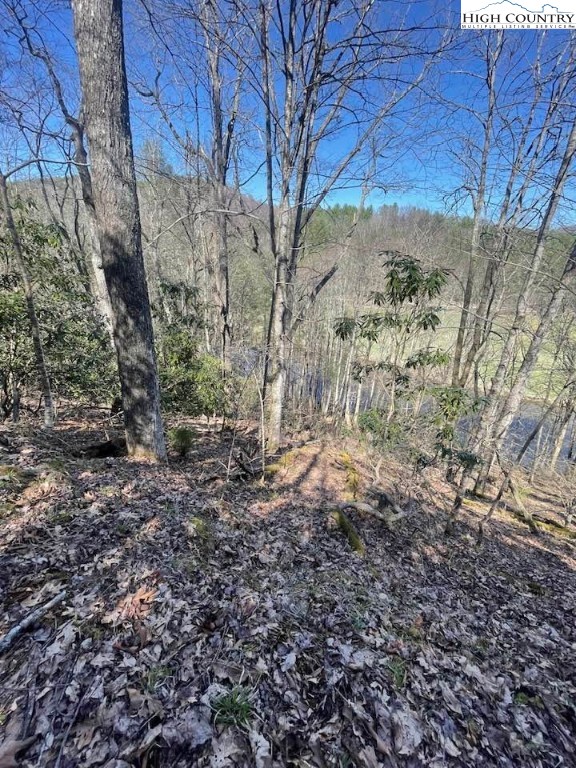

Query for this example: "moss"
[462,498,489,512]
[0,502,17,520]
[47,458,68,474]
[50,509,74,524]
[338,452,361,499]
[100,485,118,498]
[514,691,544,708]
[332,509,365,555]
[116,520,133,535]
[187,516,214,556]
[407,624,423,641]
[539,520,576,539]
[189,515,211,538]
[79,621,105,643]
[350,613,368,631]
[265,449,299,475]
[510,508,540,534]
[475,636,490,651]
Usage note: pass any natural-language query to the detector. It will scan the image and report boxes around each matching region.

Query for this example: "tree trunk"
[71,124,115,340]
[0,172,55,428]
[490,255,575,460]
[71,0,166,460]
[550,405,572,472]
[264,204,292,449]
[470,119,576,467]
[452,32,503,387]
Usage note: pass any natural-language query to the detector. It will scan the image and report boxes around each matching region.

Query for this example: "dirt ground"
[0,413,575,767]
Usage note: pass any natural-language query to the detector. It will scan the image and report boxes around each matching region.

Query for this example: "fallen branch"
[366,485,405,516]
[331,509,365,555]
[508,477,539,534]
[533,513,573,529]
[231,448,268,479]
[335,500,408,526]
[0,591,67,655]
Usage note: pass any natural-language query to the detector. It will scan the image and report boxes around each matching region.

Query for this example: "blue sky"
[1,0,575,225]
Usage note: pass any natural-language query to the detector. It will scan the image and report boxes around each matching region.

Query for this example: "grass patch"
[145,665,173,693]
[387,657,407,688]
[265,448,300,475]
[539,520,576,539]
[212,686,254,728]
[0,465,33,488]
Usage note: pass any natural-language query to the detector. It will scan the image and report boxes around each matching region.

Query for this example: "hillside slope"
[0,417,575,767]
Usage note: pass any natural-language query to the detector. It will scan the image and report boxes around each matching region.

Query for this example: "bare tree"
[254,0,445,447]
[450,31,504,387]
[448,32,570,391]
[0,164,54,427]
[71,0,166,459]
[132,0,246,366]
[7,3,114,338]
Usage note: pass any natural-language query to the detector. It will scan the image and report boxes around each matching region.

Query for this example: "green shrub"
[357,409,403,448]
[169,426,197,456]
[159,330,229,417]
[0,273,116,414]
[358,408,385,436]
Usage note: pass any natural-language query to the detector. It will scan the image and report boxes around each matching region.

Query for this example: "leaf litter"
[0,417,575,767]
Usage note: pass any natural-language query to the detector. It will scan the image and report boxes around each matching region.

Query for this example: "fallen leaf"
[357,744,380,768]
[210,731,244,767]
[281,651,296,671]
[0,736,36,768]
[249,730,272,768]
[162,707,212,748]
[391,703,423,756]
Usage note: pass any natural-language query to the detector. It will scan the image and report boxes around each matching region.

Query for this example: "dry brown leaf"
[249,730,272,768]
[391,704,423,756]
[0,736,36,768]
[357,745,381,768]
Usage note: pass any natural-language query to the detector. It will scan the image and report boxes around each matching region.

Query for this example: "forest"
[0,1,575,766]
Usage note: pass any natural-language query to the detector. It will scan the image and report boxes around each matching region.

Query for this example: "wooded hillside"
[1,3,575,766]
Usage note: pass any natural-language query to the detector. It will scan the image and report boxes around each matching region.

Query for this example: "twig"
[0,591,67,655]
[476,382,576,541]
[54,695,83,768]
